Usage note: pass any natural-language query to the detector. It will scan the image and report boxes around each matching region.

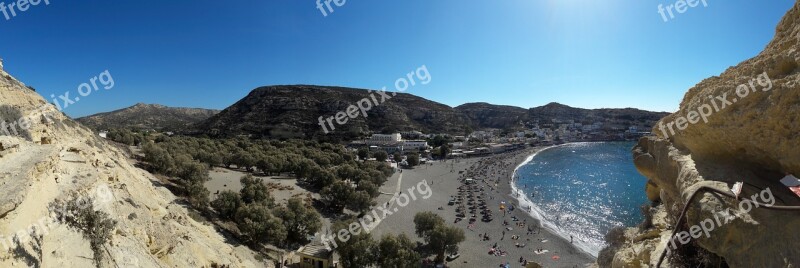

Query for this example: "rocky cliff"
[0,63,264,267]
[613,2,800,267]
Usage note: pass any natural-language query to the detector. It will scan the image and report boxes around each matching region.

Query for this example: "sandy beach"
[204,147,597,267]
[370,147,595,267]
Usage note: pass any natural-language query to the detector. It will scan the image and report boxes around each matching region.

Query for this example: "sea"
[510,142,649,257]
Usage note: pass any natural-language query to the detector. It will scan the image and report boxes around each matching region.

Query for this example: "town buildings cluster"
[350,119,653,158]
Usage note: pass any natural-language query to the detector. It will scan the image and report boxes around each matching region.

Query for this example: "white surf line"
[510,143,600,257]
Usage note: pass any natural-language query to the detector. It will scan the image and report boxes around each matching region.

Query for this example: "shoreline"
[509,143,600,257]
[369,145,595,267]
[495,146,596,264]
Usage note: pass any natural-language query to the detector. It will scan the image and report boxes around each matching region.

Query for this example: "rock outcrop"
[0,63,265,267]
[613,2,800,267]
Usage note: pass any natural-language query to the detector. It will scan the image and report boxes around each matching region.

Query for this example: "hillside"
[458,102,669,131]
[609,2,800,267]
[194,85,473,140]
[0,63,264,267]
[454,102,529,129]
[194,85,668,140]
[77,103,219,131]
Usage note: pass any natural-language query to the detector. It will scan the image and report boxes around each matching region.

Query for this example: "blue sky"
[0,0,794,117]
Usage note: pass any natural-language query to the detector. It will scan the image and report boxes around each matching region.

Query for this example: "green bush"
[240,175,275,207]
[273,198,321,247]
[373,151,388,162]
[235,204,287,246]
[212,191,241,220]
[376,234,421,268]
[50,195,117,268]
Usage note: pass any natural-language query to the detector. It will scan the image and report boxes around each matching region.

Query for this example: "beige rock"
[0,61,268,267]
[614,2,800,267]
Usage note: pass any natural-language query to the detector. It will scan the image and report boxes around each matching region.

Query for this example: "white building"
[403,140,429,151]
[367,133,402,145]
[469,131,494,140]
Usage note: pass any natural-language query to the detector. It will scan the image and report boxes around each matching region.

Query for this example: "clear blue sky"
[0,0,794,117]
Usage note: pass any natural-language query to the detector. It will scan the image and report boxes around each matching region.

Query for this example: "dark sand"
[369,147,595,268]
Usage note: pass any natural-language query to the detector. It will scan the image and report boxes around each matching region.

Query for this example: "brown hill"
[194,85,473,140]
[193,85,668,141]
[458,102,669,131]
[77,103,219,131]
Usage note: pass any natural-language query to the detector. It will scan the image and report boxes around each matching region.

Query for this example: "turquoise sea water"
[511,142,648,257]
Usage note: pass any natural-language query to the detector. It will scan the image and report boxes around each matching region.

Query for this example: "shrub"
[771,57,798,78]
[357,148,370,160]
[376,234,421,268]
[50,195,117,268]
[186,181,210,208]
[321,180,354,212]
[240,175,275,207]
[346,190,374,214]
[273,198,322,247]
[414,212,464,262]
[235,204,287,246]
[406,154,420,167]
[212,191,242,220]
[332,220,376,268]
[373,151,388,162]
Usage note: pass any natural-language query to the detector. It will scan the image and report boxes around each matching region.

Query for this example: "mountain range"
[78,85,669,140]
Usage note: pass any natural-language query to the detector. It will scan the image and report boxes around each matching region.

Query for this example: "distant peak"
[541,102,571,108]
[132,103,165,108]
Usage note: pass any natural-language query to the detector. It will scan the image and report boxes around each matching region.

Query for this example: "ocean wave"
[509,143,640,257]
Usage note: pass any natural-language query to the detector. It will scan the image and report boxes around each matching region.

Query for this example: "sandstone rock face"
[0,64,265,267]
[614,2,800,267]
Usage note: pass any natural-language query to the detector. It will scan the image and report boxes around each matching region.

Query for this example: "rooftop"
[298,243,334,259]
